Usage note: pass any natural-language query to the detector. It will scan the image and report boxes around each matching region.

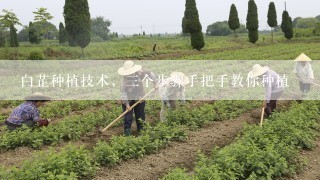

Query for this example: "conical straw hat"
[294,53,312,61]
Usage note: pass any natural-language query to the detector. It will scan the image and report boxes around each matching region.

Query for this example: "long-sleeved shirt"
[159,78,186,102]
[262,69,284,103]
[6,101,40,125]
[294,62,314,83]
[120,69,157,106]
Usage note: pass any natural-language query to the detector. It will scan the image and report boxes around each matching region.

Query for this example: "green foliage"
[207,21,232,36]
[267,2,277,42]
[316,15,320,22]
[182,0,202,34]
[0,29,6,47]
[64,0,91,49]
[294,28,314,38]
[94,122,186,167]
[228,4,240,32]
[166,101,259,129]
[17,26,29,42]
[281,11,293,40]
[91,16,111,40]
[162,168,191,180]
[246,0,259,30]
[0,9,22,28]
[191,31,205,50]
[32,21,58,40]
[172,101,320,180]
[246,0,259,43]
[248,29,259,44]
[32,7,53,22]
[267,2,277,28]
[28,51,44,60]
[207,21,246,36]
[28,22,41,44]
[293,17,302,28]
[314,22,320,36]
[296,18,316,29]
[59,22,67,44]
[0,101,119,150]
[1,145,97,179]
[9,24,18,47]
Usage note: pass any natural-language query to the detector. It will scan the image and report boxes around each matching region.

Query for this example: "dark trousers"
[299,81,311,93]
[265,91,283,118]
[5,120,36,131]
[122,101,145,131]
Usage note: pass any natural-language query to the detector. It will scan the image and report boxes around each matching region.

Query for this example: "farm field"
[1,35,320,60]
[1,0,320,178]
[0,34,320,179]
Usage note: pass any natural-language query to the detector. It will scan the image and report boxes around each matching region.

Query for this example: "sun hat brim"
[248,66,269,78]
[24,93,51,101]
[118,65,142,76]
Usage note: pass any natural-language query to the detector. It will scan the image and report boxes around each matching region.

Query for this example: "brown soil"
[284,139,320,180]
[93,101,292,180]
[93,110,260,180]
[0,110,157,168]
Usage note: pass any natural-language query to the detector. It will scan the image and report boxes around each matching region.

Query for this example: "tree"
[228,4,240,37]
[191,31,205,50]
[267,2,277,42]
[296,18,316,29]
[207,21,232,36]
[18,26,29,42]
[59,22,67,44]
[33,7,54,40]
[292,17,302,28]
[9,24,18,47]
[182,0,205,50]
[0,25,5,47]
[316,15,320,22]
[0,9,22,28]
[246,0,259,43]
[0,9,21,46]
[91,16,111,40]
[32,21,58,40]
[314,22,320,36]
[207,21,246,36]
[182,0,202,34]
[281,11,293,40]
[29,22,41,44]
[33,8,53,22]
[64,0,91,55]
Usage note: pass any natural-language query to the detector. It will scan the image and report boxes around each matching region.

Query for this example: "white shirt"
[159,78,185,101]
[294,62,314,83]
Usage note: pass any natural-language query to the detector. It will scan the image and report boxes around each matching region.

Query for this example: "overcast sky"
[1,0,319,35]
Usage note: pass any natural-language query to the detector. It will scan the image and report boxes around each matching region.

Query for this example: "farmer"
[118,61,158,136]
[248,64,284,118]
[159,72,189,121]
[293,53,314,96]
[5,92,51,131]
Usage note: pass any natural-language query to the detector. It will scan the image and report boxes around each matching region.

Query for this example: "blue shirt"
[7,101,40,125]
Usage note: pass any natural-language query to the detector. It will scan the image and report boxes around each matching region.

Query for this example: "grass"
[0,33,319,60]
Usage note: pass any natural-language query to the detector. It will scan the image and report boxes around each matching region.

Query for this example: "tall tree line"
[182,0,205,50]
[64,0,91,55]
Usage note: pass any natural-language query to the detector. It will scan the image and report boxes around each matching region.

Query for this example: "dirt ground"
[93,101,294,180]
[288,139,320,180]
[94,110,260,180]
